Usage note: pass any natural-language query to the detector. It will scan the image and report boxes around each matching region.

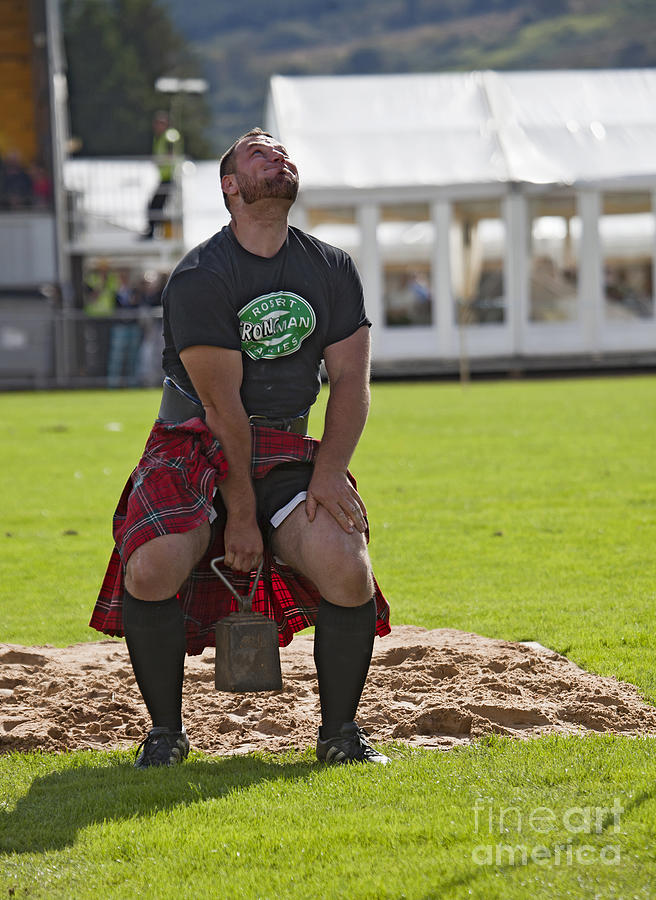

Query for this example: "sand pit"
[2,626,655,756]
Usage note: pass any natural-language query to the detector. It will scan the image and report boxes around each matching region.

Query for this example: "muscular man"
[91,128,391,768]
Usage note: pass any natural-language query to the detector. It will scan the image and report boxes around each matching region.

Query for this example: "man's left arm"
[305,325,371,534]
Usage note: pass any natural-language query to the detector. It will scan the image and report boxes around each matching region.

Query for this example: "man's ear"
[221,173,238,200]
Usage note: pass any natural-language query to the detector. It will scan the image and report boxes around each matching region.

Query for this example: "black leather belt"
[248,413,309,435]
[158,378,309,434]
[158,378,205,423]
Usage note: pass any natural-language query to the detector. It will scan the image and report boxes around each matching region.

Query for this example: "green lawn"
[1,737,655,899]
[1,376,655,898]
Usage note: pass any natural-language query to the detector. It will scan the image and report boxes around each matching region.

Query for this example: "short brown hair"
[219,127,275,211]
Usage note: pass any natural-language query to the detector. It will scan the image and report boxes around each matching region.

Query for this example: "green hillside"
[160,0,656,152]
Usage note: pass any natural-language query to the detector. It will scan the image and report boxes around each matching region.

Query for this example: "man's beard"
[236,170,299,205]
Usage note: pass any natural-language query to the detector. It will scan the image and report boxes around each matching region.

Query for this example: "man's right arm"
[179,343,263,573]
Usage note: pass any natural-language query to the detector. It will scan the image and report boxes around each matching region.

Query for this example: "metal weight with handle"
[210,556,282,692]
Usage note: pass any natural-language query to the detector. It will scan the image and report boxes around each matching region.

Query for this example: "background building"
[266,70,656,375]
[2,28,656,386]
[0,0,184,388]
[0,0,68,385]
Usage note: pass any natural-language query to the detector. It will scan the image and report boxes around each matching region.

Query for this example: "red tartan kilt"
[90,417,391,654]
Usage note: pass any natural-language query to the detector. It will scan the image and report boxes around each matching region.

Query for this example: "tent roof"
[265,69,656,191]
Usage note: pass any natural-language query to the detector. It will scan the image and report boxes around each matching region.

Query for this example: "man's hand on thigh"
[304,468,367,535]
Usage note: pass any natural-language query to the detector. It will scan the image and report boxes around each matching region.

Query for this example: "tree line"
[62,0,211,157]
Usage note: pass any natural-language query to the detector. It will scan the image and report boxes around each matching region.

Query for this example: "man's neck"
[229,202,291,258]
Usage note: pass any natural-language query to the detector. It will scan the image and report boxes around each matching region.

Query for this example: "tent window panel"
[529,200,580,323]
[451,201,505,326]
[378,206,433,327]
[307,207,357,227]
[601,192,654,321]
[305,207,360,259]
[383,264,432,326]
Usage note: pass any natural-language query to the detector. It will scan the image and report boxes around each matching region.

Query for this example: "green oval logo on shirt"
[239,291,316,360]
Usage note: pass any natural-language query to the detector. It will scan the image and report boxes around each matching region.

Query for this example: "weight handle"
[210,556,263,613]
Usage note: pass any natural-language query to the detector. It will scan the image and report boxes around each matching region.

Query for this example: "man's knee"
[319,545,373,607]
[124,546,171,601]
[125,525,210,602]
[273,505,373,606]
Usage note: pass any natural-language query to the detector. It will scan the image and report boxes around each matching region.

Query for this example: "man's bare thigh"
[125,521,211,602]
[271,504,373,606]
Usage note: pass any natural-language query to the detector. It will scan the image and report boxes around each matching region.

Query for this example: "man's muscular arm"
[306,325,370,534]
[179,344,263,573]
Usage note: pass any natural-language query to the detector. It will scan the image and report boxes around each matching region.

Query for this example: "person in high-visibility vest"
[143,111,183,239]
[84,262,118,317]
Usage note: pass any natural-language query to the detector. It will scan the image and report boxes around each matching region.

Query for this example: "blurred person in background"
[29,162,52,208]
[143,111,183,239]
[84,261,117,317]
[2,150,32,209]
[135,270,166,386]
[107,269,143,388]
[82,261,118,378]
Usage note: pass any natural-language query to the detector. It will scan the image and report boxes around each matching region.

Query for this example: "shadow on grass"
[0,751,317,854]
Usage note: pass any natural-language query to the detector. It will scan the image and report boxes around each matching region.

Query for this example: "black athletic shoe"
[316,722,390,765]
[134,726,190,769]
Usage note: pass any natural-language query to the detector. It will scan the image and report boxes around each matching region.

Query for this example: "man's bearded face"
[235,168,299,205]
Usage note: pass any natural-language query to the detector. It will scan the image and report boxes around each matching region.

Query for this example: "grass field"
[1,376,655,898]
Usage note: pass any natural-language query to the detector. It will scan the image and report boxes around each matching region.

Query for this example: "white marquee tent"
[265,70,656,370]
[54,69,656,380]
[266,69,656,189]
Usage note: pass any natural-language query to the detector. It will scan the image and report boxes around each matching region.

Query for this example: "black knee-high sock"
[122,591,186,732]
[313,597,377,739]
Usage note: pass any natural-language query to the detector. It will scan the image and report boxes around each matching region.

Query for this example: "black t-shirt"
[162,225,370,417]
